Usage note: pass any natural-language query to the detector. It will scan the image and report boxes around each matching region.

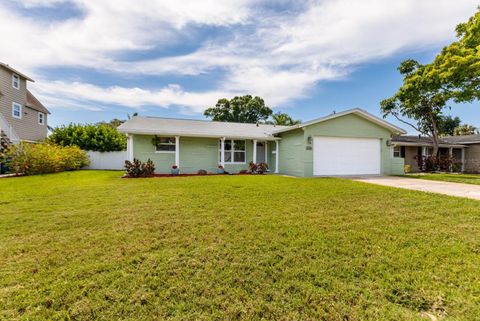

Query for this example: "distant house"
[118,108,407,176]
[0,63,50,149]
[391,135,480,173]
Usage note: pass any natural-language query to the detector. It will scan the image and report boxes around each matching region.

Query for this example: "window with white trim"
[393,146,401,158]
[154,136,176,152]
[12,102,22,119]
[219,139,246,163]
[12,74,20,89]
[38,112,45,125]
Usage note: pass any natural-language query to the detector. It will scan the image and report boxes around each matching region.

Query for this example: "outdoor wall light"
[386,140,392,147]
[307,136,313,145]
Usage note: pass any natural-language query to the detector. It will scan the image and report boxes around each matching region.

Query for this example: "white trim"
[220,137,225,166]
[272,108,406,135]
[154,151,176,154]
[38,112,45,125]
[253,139,257,163]
[275,140,279,173]
[264,141,268,163]
[118,129,278,141]
[12,73,20,90]
[127,134,134,162]
[12,102,22,119]
[175,136,180,167]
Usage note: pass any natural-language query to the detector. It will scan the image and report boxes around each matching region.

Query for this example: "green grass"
[1,171,479,320]
[405,173,480,185]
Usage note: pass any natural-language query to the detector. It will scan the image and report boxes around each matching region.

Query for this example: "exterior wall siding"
[464,144,480,173]
[133,134,269,174]
[403,146,420,172]
[278,114,399,177]
[277,129,305,177]
[0,66,47,141]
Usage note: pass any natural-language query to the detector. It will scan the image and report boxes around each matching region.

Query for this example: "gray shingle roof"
[118,116,288,140]
[392,135,468,147]
[442,134,480,144]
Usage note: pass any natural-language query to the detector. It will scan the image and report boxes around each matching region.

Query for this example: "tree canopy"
[381,9,480,156]
[426,9,480,103]
[438,116,461,136]
[48,123,127,152]
[204,95,273,123]
[454,124,478,136]
[266,112,301,126]
[380,59,447,155]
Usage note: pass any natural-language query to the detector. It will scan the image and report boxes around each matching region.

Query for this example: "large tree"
[380,59,447,156]
[204,95,273,123]
[438,116,461,136]
[427,9,480,103]
[266,112,301,126]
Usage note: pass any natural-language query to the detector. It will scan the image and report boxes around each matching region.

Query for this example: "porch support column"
[127,134,134,162]
[461,148,465,172]
[275,140,279,173]
[449,147,453,172]
[220,137,225,167]
[253,139,257,164]
[264,141,268,164]
[175,136,180,167]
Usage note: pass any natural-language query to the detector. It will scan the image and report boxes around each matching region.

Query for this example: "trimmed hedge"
[2,142,90,175]
[48,123,126,152]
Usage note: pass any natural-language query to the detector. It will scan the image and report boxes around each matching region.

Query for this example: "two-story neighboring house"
[0,63,50,147]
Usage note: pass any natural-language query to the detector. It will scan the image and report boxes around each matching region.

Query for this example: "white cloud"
[33,80,241,113]
[1,0,479,113]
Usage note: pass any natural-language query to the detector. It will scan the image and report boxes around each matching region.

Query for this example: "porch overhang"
[392,142,467,149]
[118,129,281,141]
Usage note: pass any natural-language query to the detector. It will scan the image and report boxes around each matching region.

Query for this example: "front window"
[155,136,176,152]
[38,112,45,125]
[219,139,246,163]
[12,74,19,89]
[12,102,22,119]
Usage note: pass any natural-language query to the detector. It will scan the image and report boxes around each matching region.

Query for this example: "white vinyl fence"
[84,151,127,170]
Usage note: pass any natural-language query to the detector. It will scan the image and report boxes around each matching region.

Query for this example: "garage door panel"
[313,137,380,176]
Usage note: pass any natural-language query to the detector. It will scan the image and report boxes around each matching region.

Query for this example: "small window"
[12,74,20,89]
[38,112,45,125]
[393,146,401,158]
[12,102,22,119]
[155,137,176,152]
[393,146,406,158]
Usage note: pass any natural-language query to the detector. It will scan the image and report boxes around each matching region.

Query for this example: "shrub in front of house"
[3,142,90,175]
[124,158,155,177]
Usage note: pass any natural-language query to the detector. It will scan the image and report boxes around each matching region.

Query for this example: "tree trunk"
[430,115,440,157]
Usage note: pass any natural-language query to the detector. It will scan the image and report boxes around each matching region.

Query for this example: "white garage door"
[313,137,381,176]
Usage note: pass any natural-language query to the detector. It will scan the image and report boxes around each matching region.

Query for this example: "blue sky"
[1,0,478,133]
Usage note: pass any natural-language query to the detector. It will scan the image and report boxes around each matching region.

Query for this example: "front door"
[256,142,265,163]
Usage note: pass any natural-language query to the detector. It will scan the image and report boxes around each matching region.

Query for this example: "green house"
[118,108,406,176]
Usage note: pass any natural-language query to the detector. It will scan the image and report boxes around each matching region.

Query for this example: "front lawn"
[405,173,480,185]
[1,171,479,320]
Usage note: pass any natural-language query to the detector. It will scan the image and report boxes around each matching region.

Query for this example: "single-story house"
[118,108,407,177]
[391,134,480,173]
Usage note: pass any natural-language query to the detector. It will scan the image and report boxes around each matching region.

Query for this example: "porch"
[393,144,466,173]
[127,134,280,174]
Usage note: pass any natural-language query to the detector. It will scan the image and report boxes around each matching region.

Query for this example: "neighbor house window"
[393,146,405,158]
[219,139,246,163]
[12,102,22,119]
[155,137,176,152]
[12,74,20,89]
[38,112,45,125]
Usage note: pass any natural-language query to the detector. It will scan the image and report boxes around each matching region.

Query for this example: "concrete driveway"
[352,176,480,200]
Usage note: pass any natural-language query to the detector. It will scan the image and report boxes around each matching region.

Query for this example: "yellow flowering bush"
[2,142,90,175]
